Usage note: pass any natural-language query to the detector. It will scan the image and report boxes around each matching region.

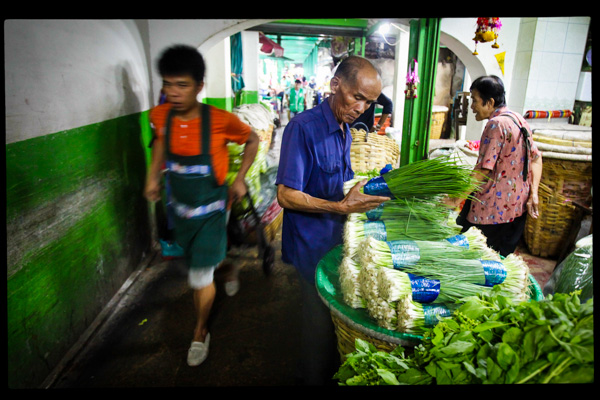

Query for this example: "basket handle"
[352,122,370,141]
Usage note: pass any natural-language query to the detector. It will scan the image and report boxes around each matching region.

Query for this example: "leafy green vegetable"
[334,289,594,385]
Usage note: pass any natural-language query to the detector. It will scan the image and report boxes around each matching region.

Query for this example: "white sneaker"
[187,333,210,367]
[224,280,240,296]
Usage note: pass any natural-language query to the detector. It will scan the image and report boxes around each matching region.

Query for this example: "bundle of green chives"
[396,294,457,334]
[343,215,465,259]
[393,258,528,303]
[338,255,366,309]
[359,235,489,269]
[361,236,529,304]
[353,196,461,240]
[373,265,494,305]
[364,155,483,199]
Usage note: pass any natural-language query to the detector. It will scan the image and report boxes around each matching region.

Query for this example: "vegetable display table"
[316,244,543,360]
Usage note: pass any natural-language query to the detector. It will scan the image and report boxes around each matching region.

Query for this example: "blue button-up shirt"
[276,99,354,283]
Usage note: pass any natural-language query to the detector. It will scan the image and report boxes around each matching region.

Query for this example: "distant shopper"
[288,79,306,119]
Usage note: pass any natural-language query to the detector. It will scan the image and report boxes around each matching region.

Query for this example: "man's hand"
[229,178,247,205]
[144,178,162,203]
[338,179,390,214]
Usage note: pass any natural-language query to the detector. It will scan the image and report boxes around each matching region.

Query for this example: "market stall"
[317,156,544,361]
[312,151,594,385]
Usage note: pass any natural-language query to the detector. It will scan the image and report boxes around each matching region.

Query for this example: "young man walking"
[145,45,259,366]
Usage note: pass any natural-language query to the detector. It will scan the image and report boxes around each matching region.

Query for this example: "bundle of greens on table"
[333,289,594,385]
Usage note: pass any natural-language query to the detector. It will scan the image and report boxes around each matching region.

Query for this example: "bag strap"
[499,113,531,180]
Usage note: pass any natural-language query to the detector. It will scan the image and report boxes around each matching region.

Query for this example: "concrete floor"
[48,110,559,388]
[51,233,305,388]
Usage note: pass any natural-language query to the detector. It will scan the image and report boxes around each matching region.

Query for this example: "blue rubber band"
[480,259,507,286]
[387,240,421,268]
[408,273,440,303]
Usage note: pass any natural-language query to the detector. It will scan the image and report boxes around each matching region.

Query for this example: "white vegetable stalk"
[366,297,398,330]
[377,266,414,302]
[396,294,455,334]
[357,263,399,329]
[338,256,365,308]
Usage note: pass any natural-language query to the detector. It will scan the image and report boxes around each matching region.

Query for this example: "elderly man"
[276,56,390,385]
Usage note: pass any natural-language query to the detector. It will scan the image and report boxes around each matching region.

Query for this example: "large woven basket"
[350,127,400,172]
[430,106,448,139]
[523,157,593,258]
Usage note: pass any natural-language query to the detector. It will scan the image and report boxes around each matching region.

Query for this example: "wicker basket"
[523,157,593,258]
[430,106,448,139]
[350,128,400,172]
[330,312,415,359]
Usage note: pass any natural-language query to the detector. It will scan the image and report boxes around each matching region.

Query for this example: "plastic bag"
[543,235,593,302]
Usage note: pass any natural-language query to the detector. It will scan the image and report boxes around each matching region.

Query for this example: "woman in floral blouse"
[456,75,542,256]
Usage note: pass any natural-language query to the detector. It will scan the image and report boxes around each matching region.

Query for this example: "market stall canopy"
[259,32,284,57]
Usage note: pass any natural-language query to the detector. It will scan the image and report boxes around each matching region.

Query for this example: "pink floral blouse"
[467,107,541,225]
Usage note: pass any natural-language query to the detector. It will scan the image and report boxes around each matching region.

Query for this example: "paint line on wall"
[7,174,120,279]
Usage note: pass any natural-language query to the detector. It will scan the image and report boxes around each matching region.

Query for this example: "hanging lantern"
[473,18,502,55]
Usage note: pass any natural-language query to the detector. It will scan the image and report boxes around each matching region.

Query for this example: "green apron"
[165,104,228,270]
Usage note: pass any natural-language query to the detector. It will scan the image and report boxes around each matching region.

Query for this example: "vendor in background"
[276,56,390,385]
[450,75,542,257]
[351,92,393,133]
[288,79,306,119]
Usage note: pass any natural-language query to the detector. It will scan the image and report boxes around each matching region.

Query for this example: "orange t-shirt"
[150,103,252,186]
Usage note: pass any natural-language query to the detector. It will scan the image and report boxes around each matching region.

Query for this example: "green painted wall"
[236,90,259,106]
[6,112,152,388]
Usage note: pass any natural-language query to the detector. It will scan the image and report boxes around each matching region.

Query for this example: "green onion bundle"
[396,294,457,334]
[353,196,460,240]
[396,257,529,304]
[338,256,365,309]
[360,235,529,303]
[375,265,495,305]
[363,155,483,200]
[359,233,491,269]
[343,216,466,259]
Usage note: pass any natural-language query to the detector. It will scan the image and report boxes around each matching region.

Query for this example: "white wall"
[512,17,590,114]
[4,19,272,145]
[5,19,152,144]
[440,16,589,140]
[440,17,521,140]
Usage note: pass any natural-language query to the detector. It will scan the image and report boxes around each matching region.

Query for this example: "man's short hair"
[334,55,379,86]
[157,45,205,83]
